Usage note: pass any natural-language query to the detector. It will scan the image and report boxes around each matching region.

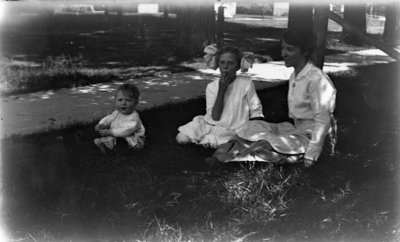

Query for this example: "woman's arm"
[305,76,336,161]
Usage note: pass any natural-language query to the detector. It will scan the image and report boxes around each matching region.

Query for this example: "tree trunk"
[217,6,224,48]
[287,3,313,31]
[383,2,400,43]
[312,5,329,69]
[175,1,216,59]
[163,4,169,19]
[342,4,366,46]
[104,4,109,15]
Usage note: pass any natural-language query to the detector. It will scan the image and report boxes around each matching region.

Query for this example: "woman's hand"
[303,158,315,167]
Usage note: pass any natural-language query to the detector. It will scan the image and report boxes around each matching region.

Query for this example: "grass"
[1,62,399,241]
[0,54,195,96]
[0,54,115,95]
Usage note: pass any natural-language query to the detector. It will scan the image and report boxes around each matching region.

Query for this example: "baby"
[94,83,145,153]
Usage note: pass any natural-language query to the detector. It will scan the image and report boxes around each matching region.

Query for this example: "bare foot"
[94,139,107,154]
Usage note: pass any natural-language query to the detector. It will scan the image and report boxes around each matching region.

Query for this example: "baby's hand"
[303,158,315,168]
[99,129,112,137]
[95,124,107,132]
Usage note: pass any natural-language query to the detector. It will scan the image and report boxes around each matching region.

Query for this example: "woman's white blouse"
[288,62,336,160]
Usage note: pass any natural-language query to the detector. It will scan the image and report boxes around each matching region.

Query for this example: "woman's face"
[281,39,306,68]
[218,52,239,75]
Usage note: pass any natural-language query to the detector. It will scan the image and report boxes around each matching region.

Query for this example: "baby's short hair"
[116,83,140,103]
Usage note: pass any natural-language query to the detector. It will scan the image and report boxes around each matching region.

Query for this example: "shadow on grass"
[1,63,399,241]
[0,63,196,96]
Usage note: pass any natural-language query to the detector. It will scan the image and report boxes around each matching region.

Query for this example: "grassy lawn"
[0,57,194,96]
[2,62,399,241]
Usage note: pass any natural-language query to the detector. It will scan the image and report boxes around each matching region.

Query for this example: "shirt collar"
[294,62,313,81]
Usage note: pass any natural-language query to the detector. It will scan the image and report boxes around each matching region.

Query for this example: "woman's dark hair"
[116,83,140,103]
[216,46,242,70]
[281,28,317,60]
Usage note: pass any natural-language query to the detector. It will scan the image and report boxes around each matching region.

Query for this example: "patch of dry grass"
[0,54,117,95]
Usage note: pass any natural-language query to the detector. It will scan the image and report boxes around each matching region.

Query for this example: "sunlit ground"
[200,47,396,80]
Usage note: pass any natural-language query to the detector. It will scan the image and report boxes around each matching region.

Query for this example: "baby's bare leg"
[94,138,107,154]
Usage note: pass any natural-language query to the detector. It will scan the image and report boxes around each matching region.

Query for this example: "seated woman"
[176,44,263,148]
[211,28,337,167]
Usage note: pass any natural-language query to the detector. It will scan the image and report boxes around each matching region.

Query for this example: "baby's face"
[115,91,136,115]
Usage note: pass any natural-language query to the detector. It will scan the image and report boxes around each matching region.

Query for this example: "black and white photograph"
[0,0,399,241]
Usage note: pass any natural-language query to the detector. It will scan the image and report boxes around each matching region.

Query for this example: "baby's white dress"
[94,110,145,150]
